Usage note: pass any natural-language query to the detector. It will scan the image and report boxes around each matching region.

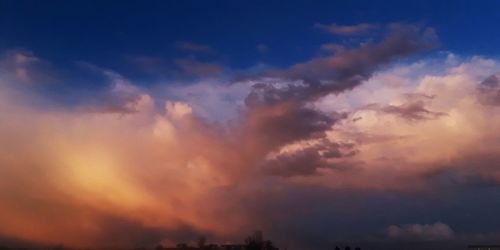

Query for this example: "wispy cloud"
[314,23,379,36]
[175,41,214,53]
[174,58,223,77]
[0,49,54,83]
[361,94,447,121]
[256,43,269,53]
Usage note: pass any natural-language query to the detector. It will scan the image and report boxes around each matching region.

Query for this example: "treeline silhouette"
[334,246,361,250]
[0,231,362,250]
[166,231,278,250]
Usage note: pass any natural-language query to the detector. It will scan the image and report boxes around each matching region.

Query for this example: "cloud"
[256,44,269,53]
[174,58,223,77]
[0,49,54,83]
[158,79,250,121]
[125,55,224,79]
[236,24,439,177]
[175,41,214,53]
[387,222,454,241]
[477,73,500,105]
[306,54,500,191]
[265,24,438,102]
[2,26,500,249]
[0,93,236,247]
[314,23,379,36]
[73,63,155,114]
[258,139,357,177]
[319,43,345,53]
[361,94,447,121]
[128,55,171,74]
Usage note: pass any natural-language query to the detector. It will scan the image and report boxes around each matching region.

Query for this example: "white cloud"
[387,222,454,241]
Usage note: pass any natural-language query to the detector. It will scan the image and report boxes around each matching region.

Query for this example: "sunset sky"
[1,1,500,249]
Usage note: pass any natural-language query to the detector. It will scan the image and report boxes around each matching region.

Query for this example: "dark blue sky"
[1,0,500,75]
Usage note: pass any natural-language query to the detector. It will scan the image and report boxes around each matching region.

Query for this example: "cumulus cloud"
[2,25,500,249]
[307,54,500,191]
[237,24,438,179]
[0,90,238,247]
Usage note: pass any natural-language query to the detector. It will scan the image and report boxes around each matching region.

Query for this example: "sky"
[1,1,500,250]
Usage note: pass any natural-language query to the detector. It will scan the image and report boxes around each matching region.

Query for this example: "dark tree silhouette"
[264,240,277,250]
[245,238,261,250]
[176,243,188,250]
[244,231,277,250]
[198,236,207,248]
[345,247,351,250]
[335,246,340,250]
[206,244,219,250]
[355,247,361,250]
[245,231,263,250]
[52,244,66,250]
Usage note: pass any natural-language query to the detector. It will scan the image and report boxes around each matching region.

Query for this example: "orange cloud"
[1,33,500,249]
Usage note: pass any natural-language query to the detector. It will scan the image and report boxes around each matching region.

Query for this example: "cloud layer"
[1,25,500,249]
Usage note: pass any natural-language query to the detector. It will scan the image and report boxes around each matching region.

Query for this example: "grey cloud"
[260,24,439,104]
[243,104,348,151]
[421,152,500,188]
[259,139,358,177]
[478,73,500,105]
[362,94,446,121]
[241,24,439,176]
